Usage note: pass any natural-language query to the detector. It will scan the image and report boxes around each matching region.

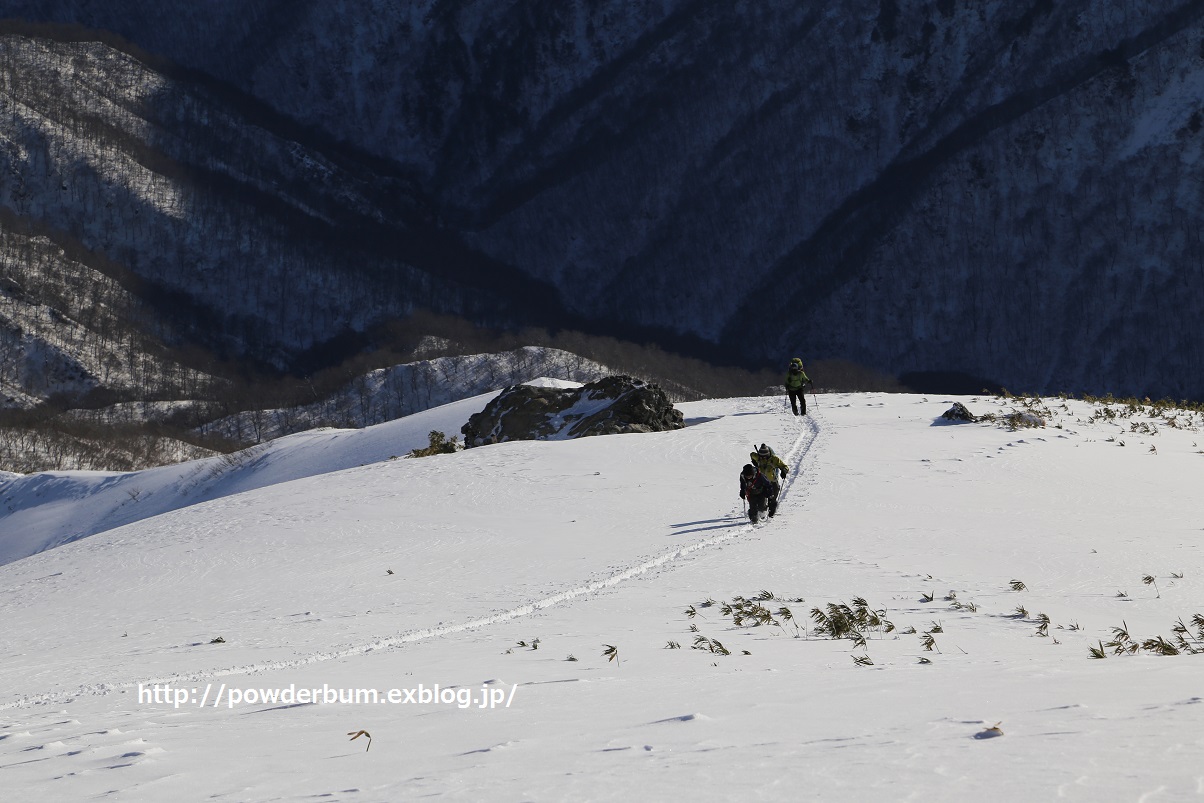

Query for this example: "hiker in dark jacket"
[785,357,811,416]
[739,463,773,523]
[748,443,788,518]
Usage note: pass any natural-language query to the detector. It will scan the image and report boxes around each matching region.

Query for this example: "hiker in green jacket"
[749,443,789,517]
[785,357,811,416]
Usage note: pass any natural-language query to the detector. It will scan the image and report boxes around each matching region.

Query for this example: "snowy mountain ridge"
[0,388,501,566]
[198,346,614,445]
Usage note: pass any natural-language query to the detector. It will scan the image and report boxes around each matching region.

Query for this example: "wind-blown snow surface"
[2,393,1203,801]
[0,391,502,566]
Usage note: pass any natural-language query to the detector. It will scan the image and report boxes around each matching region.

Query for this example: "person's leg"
[750,494,765,522]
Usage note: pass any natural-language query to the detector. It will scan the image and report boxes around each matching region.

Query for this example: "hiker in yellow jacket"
[749,443,788,518]
[785,357,811,416]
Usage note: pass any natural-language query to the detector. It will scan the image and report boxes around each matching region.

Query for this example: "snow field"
[2,392,1203,801]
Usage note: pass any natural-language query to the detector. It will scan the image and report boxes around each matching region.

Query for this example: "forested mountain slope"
[0,25,564,407]
[3,2,1204,399]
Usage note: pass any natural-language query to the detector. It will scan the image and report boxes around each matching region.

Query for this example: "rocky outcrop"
[461,376,683,447]
[940,402,977,423]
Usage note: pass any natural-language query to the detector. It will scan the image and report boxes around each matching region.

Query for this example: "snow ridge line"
[1,410,820,711]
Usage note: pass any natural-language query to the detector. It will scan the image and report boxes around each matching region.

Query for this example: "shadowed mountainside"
[2,2,1204,399]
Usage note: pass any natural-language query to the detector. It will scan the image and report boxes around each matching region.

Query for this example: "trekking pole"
[811,382,819,409]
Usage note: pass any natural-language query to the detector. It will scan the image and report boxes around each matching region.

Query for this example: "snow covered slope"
[2,392,1203,800]
[0,390,501,566]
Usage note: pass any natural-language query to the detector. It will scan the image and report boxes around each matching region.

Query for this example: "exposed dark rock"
[940,402,977,423]
[461,376,684,447]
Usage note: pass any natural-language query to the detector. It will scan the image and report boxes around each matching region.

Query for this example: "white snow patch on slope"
[522,376,583,389]
[0,391,499,566]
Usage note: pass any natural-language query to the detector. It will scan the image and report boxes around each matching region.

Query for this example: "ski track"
[2,407,822,712]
